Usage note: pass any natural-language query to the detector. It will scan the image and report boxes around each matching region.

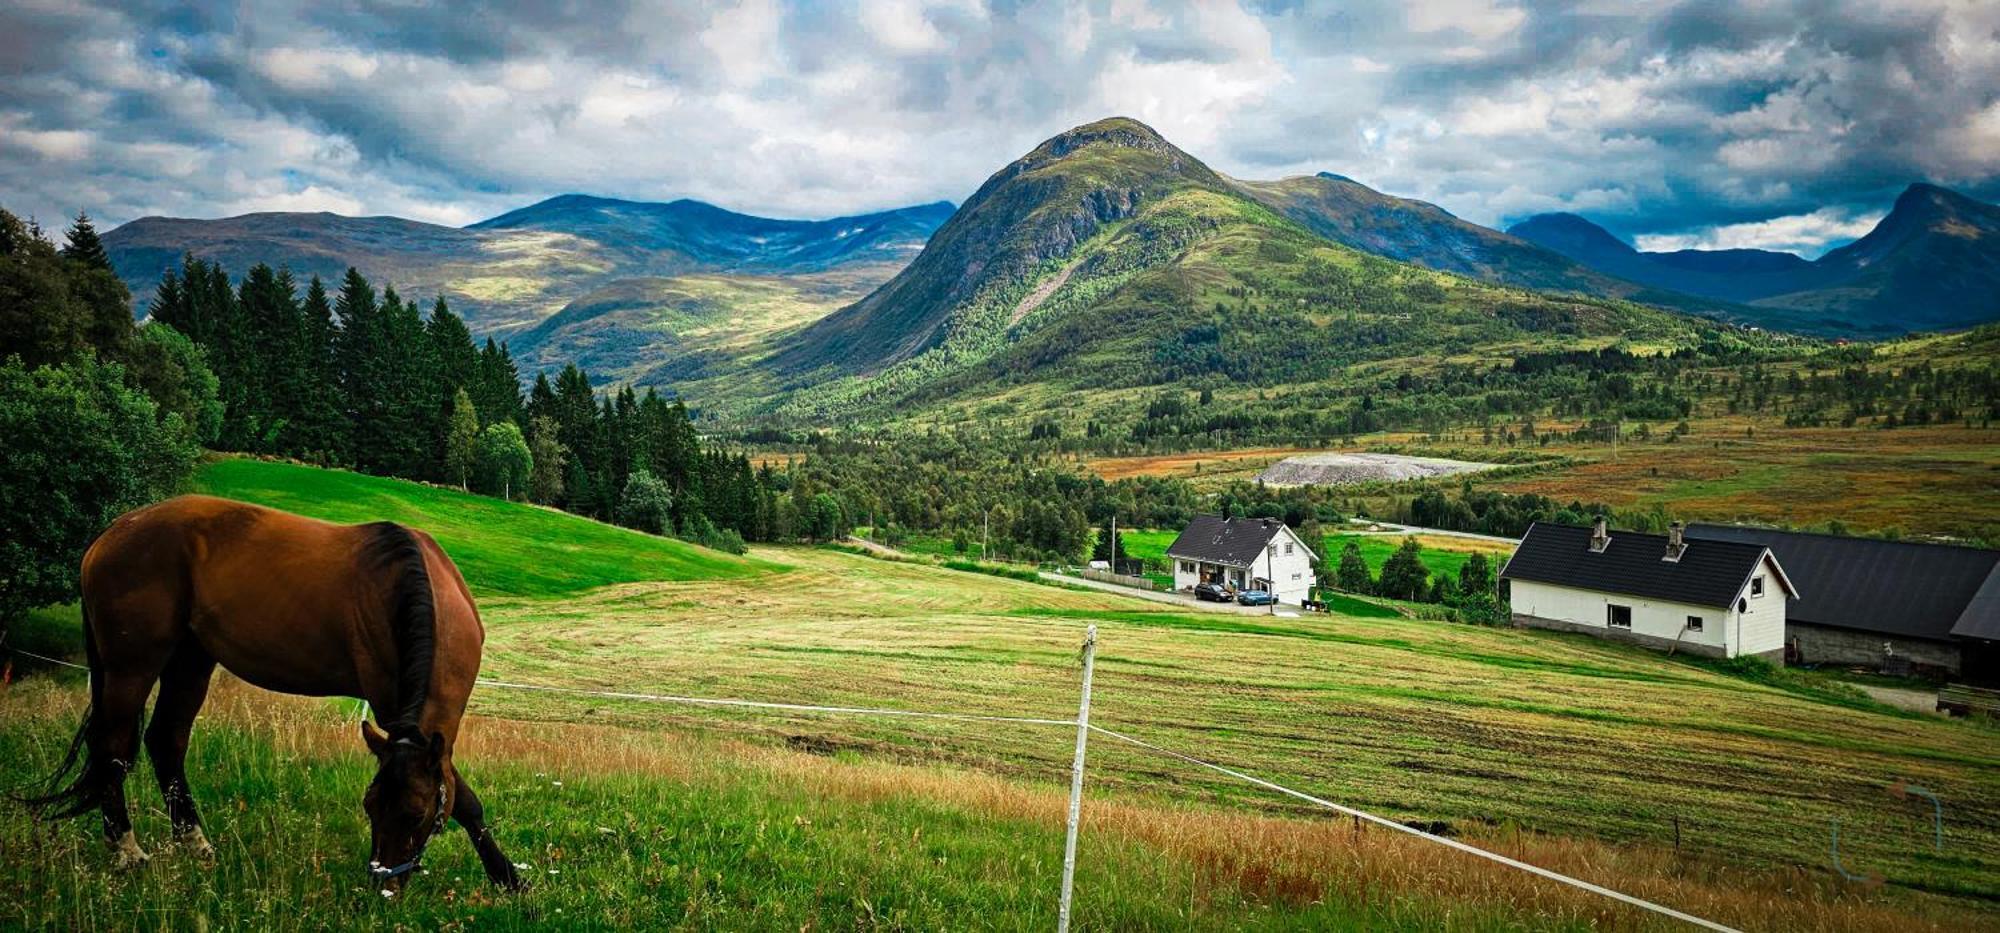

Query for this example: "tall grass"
[3,676,1984,931]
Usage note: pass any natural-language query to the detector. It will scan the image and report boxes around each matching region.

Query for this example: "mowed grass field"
[5,458,1999,930]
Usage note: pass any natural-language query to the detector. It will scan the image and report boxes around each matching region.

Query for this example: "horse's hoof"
[108,832,150,871]
[176,827,217,862]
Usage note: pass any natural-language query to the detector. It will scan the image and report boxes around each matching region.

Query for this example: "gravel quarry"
[1256,452,1499,487]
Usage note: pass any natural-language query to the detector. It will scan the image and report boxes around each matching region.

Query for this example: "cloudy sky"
[3,0,1997,257]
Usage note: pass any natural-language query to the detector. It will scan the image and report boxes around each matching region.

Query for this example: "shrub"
[0,355,199,627]
[617,470,675,535]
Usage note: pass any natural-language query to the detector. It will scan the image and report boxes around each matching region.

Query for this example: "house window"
[1751,576,1766,597]
[1179,561,1195,574]
[1269,544,1277,558]
[1686,615,1703,633]
[1285,542,1294,555]
[1607,605,1632,628]
[1291,572,1302,581]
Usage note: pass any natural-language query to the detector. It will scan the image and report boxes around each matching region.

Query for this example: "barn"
[1689,524,2000,681]
[1166,516,1319,605]
[1500,520,1797,660]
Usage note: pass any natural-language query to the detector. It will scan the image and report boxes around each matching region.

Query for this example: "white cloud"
[0,0,1992,256]
[1634,208,1885,256]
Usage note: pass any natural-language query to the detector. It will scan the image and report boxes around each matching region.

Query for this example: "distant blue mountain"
[470,195,955,273]
[1508,184,2000,333]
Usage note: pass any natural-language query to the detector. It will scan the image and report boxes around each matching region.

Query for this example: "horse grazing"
[22,495,523,891]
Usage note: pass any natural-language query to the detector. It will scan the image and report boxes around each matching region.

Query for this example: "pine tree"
[1335,541,1372,594]
[1377,537,1429,601]
[59,212,112,270]
[444,388,480,489]
[527,415,567,505]
[471,338,523,427]
[57,212,130,357]
[334,267,389,471]
[1457,552,1493,596]
[295,275,346,460]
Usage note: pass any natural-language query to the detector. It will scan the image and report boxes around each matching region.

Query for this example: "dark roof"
[1166,515,1307,568]
[1500,523,1788,609]
[1690,524,2000,643]
[1954,565,2000,642]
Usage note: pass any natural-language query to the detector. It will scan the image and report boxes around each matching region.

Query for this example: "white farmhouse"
[1166,515,1319,605]
[1500,519,1797,661]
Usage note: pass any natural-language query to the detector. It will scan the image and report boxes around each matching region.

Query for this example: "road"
[1039,572,1300,616]
[1343,519,1520,546]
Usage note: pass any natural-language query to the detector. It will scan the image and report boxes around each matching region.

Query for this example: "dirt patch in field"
[1258,452,1498,487]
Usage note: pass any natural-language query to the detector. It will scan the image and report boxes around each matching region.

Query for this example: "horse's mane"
[362,522,436,735]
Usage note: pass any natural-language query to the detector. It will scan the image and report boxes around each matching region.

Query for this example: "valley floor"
[5,464,1998,929]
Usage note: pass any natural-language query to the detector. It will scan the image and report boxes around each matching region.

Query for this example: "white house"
[1166,515,1319,604]
[1499,519,1798,661]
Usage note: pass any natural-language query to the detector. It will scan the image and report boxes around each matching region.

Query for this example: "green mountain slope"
[1233,172,1725,314]
[764,118,1708,425]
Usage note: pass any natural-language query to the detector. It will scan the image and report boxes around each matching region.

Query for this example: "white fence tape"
[474,678,1078,728]
[2,645,89,671]
[472,674,1736,931]
[1086,724,1741,933]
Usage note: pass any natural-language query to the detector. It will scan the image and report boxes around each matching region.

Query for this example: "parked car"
[1236,590,1277,607]
[1193,582,1233,602]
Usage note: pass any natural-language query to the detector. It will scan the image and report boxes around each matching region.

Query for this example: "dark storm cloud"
[0,0,1994,257]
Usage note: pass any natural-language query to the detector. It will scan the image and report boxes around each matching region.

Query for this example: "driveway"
[1344,519,1520,546]
[1040,572,1300,616]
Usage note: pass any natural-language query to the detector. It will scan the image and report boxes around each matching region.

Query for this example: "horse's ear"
[428,731,445,765]
[361,720,390,759]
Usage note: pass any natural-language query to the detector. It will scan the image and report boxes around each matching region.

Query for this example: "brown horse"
[23,494,523,891]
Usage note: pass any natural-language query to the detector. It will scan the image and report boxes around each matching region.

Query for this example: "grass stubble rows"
[2,458,1997,929]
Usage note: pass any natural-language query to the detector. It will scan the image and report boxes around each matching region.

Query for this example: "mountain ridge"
[100,195,952,345]
[1508,183,2000,333]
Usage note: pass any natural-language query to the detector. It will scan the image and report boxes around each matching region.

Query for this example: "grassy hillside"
[195,457,773,596]
[766,119,1704,429]
[7,462,1997,928]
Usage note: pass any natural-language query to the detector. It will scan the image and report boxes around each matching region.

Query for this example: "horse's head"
[360,721,451,892]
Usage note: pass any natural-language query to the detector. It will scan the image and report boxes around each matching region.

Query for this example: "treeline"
[1325,537,1506,622]
[142,255,775,553]
[2,210,207,626]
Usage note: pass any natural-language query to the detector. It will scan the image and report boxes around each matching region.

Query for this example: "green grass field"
[5,462,1998,930]
[195,457,774,596]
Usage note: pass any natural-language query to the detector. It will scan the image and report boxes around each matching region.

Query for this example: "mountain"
[101,196,950,379]
[770,117,1234,376]
[1232,173,1704,308]
[468,195,952,274]
[1508,184,2000,333]
[763,117,1702,422]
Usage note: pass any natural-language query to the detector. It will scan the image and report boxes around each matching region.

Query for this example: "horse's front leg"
[451,770,524,890]
[146,645,218,860]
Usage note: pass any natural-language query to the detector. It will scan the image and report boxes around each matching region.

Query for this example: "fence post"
[1058,625,1098,933]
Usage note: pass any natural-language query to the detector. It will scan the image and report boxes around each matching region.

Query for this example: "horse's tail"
[15,607,110,819]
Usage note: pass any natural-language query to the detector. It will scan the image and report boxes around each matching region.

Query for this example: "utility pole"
[982,508,990,563]
[1109,513,1117,574]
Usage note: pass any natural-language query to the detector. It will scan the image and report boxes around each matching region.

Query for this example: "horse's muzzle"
[370,858,421,889]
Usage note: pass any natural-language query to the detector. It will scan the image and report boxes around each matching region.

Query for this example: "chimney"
[1589,517,1610,553]
[1665,522,1687,561]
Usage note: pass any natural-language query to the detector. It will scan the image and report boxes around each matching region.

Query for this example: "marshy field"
[4,458,1998,930]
